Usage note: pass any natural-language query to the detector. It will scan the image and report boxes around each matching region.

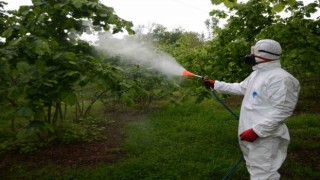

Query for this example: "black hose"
[210,89,243,180]
[211,89,239,121]
[194,75,244,179]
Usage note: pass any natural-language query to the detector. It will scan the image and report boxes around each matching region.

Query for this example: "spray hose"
[182,70,243,179]
[211,89,244,180]
[210,86,244,180]
[211,89,239,120]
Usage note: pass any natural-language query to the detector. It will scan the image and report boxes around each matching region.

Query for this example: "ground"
[0,109,148,175]
[0,102,319,178]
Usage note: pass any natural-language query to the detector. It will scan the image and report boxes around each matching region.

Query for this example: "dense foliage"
[205,0,320,81]
[0,0,134,153]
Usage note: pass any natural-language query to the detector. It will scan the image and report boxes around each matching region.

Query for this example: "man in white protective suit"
[203,39,300,179]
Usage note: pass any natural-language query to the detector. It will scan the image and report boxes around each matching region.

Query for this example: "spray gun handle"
[202,78,215,90]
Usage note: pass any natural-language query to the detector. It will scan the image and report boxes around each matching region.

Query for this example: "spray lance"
[182,69,243,180]
[182,69,203,79]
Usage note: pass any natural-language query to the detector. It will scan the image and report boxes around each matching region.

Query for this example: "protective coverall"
[214,46,300,179]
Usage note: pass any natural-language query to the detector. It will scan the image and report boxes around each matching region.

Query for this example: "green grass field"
[3,99,320,179]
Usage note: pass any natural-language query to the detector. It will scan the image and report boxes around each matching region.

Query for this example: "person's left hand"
[240,128,258,142]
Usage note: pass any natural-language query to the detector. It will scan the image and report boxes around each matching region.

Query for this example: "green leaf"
[72,0,84,8]
[224,0,236,8]
[62,91,77,105]
[34,39,51,55]
[33,0,45,6]
[8,38,22,46]
[16,61,31,73]
[209,10,228,18]
[44,123,55,133]
[68,61,78,65]
[53,52,62,60]
[87,2,98,8]
[63,71,80,77]
[7,88,20,100]
[211,0,223,5]
[43,79,58,87]
[16,129,29,138]
[152,89,162,95]
[273,3,286,12]
[54,3,61,10]
[120,82,132,88]
[64,52,77,60]
[38,14,46,22]
[100,13,108,18]
[287,0,295,6]
[2,28,13,38]
[17,106,33,117]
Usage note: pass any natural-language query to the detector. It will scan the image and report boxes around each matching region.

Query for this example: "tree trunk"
[75,102,78,123]
[63,103,67,120]
[11,117,15,131]
[83,90,107,118]
[47,105,52,124]
[52,102,59,126]
[58,101,63,122]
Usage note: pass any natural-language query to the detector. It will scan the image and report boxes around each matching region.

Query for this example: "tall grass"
[4,99,320,179]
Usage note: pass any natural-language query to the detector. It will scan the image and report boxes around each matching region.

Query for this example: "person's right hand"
[240,128,258,142]
[202,79,215,89]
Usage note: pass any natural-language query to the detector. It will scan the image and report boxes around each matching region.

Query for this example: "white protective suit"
[214,40,300,179]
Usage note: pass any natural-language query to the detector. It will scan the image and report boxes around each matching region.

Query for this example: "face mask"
[244,54,256,66]
[244,53,279,67]
[245,46,281,67]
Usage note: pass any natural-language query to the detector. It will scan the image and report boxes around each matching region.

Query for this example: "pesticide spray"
[96,33,187,77]
[95,33,206,80]
[95,33,241,179]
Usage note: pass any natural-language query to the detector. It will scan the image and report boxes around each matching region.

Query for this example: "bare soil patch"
[0,109,148,177]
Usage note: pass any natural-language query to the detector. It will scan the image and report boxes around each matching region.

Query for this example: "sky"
[102,0,214,34]
[2,0,318,36]
[2,0,214,35]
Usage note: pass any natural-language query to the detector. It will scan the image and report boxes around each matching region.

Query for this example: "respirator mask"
[244,45,281,67]
[244,54,256,66]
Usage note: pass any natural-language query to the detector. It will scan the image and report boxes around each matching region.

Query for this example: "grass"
[118,100,245,179]
[2,98,320,179]
[280,113,320,179]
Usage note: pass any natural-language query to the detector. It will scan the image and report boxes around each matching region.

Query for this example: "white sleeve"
[214,73,253,95]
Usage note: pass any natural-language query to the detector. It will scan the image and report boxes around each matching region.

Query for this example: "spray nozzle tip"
[182,70,195,77]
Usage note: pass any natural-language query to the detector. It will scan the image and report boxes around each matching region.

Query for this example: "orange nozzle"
[182,70,195,77]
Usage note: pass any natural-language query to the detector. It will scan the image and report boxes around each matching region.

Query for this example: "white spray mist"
[95,33,185,77]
